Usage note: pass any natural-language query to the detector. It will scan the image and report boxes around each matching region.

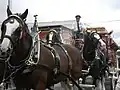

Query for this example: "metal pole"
[8,0,12,10]
[34,15,38,32]
[34,15,40,65]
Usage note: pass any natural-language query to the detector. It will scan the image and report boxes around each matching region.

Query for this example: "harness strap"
[43,44,60,74]
[43,43,73,76]
[53,43,72,75]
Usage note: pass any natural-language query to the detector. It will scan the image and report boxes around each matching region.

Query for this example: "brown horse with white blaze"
[0,7,83,90]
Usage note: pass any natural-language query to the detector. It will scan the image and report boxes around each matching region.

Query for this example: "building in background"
[27,20,91,32]
[38,25,73,44]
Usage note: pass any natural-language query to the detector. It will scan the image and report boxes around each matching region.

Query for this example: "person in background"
[72,15,86,49]
[72,15,83,39]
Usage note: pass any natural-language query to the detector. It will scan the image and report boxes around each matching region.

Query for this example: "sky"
[1,0,120,45]
[1,0,120,22]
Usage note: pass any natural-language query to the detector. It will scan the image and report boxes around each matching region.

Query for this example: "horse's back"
[39,44,83,85]
[52,44,83,80]
[40,44,70,84]
[52,44,70,72]
[63,44,83,79]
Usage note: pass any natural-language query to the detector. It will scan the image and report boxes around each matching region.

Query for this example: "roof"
[86,27,108,34]
[38,25,72,31]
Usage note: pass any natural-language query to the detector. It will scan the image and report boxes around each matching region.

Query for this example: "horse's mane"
[23,23,30,34]
[13,13,30,33]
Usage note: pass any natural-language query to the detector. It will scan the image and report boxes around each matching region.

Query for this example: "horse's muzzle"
[0,35,13,59]
[0,49,9,59]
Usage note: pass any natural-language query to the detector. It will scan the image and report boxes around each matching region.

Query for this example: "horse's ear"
[7,6,12,16]
[20,9,28,20]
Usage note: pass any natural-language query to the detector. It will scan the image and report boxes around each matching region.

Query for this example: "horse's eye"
[10,19,14,24]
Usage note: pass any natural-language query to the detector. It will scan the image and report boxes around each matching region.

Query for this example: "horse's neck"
[84,35,93,50]
[11,32,32,65]
[83,34,96,61]
[20,32,32,56]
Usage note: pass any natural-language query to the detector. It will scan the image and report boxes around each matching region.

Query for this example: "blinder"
[0,23,6,44]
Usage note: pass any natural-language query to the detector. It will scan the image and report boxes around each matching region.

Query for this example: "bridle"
[1,14,25,50]
[0,14,26,63]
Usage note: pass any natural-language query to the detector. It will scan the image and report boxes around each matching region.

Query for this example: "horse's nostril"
[1,52,6,56]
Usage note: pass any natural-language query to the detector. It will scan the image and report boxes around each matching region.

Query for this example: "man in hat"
[72,15,86,39]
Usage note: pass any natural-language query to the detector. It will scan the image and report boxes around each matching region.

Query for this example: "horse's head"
[83,31,104,62]
[85,31,103,49]
[0,6,28,58]
[90,32,101,47]
[46,29,62,44]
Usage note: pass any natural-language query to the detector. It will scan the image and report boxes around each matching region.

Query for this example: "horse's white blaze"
[99,39,106,46]
[94,33,100,40]
[0,19,19,52]
[49,32,54,43]
[93,33,106,46]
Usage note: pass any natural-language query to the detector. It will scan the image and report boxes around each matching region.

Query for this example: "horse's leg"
[101,76,105,90]
[35,71,48,90]
[66,78,73,90]
[95,77,106,90]
[73,80,79,90]
[61,79,72,90]
[82,73,89,84]
[49,85,54,90]
[61,81,69,90]
[47,86,54,90]
[35,81,46,90]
